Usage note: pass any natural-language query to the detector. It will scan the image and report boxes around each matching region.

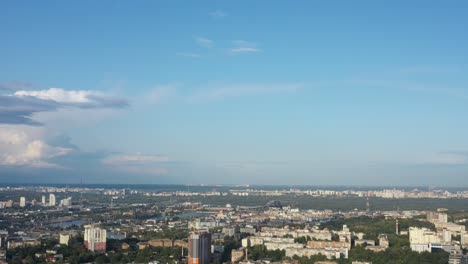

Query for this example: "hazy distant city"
[0,184,467,263]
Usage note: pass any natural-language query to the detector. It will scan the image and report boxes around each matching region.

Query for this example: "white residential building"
[49,194,56,206]
[84,225,107,252]
[409,227,440,252]
[19,197,26,207]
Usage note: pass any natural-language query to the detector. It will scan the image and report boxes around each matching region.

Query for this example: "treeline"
[7,236,185,264]
[337,245,449,264]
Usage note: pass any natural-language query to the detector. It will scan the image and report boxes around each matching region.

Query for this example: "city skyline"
[1,1,468,186]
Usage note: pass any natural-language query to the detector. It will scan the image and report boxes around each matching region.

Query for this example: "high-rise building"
[396,219,399,235]
[41,195,46,205]
[19,197,26,207]
[0,230,8,248]
[189,232,211,264]
[427,212,448,223]
[442,228,452,243]
[84,225,107,252]
[31,199,37,206]
[60,197,72,207]
[49,194,56,206]
[6,200,13,208]
[461,231,468,247]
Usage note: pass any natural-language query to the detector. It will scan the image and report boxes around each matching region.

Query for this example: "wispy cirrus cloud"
[406,85,468,99]
[178,38,262,57]
[427,152,468,165]
[229,40,262,54]
[195,37,214,48]
[188,83,304,102]
[398,66,465,75]
[102,153,171,175]
[176,52,202,58]
[209,10,227,19]
[398,151,468,166]
[102,153,170,165]
[229,47,262,54]
[142,82,305,104]
[146,84,178,104]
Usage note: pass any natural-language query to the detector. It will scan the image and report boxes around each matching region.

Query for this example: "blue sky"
[1,1,468,186]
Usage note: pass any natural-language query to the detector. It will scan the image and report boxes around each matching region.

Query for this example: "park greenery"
[7,240,185,264]
[320,216,435,240]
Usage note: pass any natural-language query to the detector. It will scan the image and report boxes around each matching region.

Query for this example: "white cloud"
[0,126,72,168]
[15,88,93,104]
[0,129,27,145]
[209,10,227,19]
[229,47,262,54]
[232,40,255,46]
[0,86,129,170]
[1,87,128,126]
[229,40,262,54]
[13,88,127,108]
[196,37,213,48]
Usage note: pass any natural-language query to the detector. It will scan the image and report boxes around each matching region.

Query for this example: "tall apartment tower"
[189,232,211,264]
[366,192,370,212]
[396,218,399,235]
[19,197,26,207]
[84,224,107,252]
[49,194,56,206]
[41,195,46,205]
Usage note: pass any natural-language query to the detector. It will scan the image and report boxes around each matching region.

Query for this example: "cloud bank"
[0,88,128,126]
[0,86,129,169]
[0,127,72,168]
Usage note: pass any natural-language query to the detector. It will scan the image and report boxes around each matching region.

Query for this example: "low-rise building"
[149,239,173,247]
[59,234,70,245]
[285,247,348,259]
[307,240,351,250]
[137,242,150,249]
[355,239,375,247]
[231,249,245,263]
